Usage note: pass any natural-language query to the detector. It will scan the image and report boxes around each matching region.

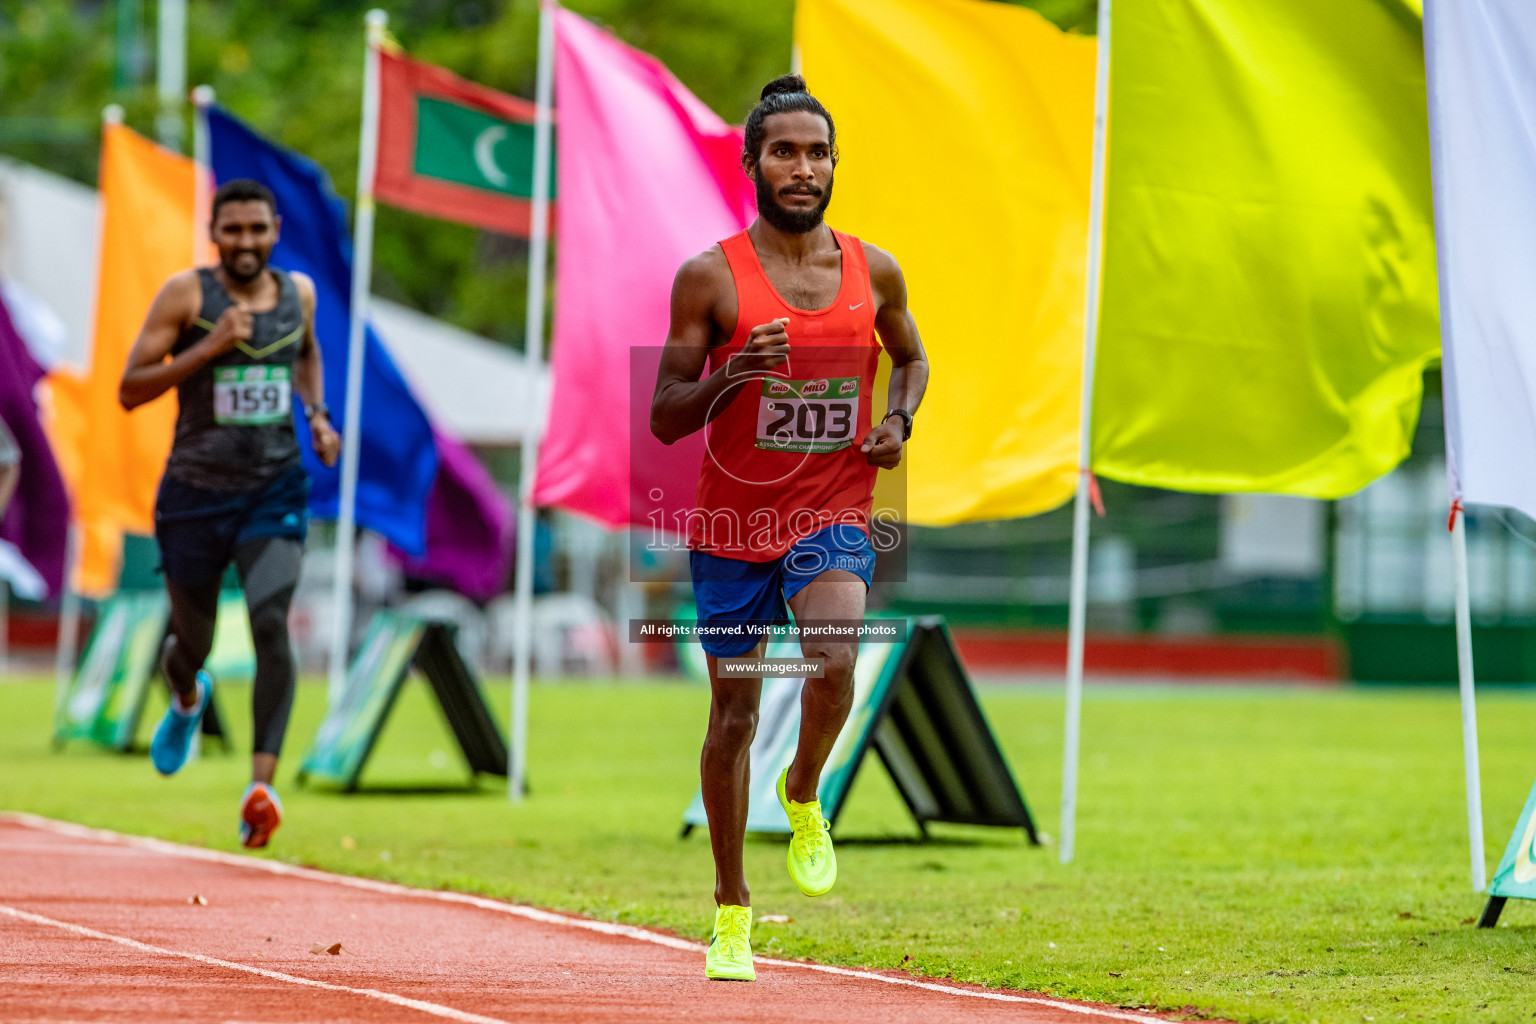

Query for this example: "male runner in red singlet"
[651,74,930,981]
[120,179,339,849]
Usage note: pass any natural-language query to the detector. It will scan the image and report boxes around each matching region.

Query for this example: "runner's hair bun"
[744,73,836,164]
[760,74,808,101]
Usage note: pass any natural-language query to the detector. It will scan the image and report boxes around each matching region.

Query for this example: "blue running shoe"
[150,671,209,776]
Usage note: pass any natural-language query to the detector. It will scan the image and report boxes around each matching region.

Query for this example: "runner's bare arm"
[118,271,251,411]
[650,248,789,445]
[291,272,340,467]
[860,244,929,469]
[291,273,324,412]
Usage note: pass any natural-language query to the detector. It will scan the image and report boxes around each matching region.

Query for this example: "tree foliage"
[1,0,1093,347]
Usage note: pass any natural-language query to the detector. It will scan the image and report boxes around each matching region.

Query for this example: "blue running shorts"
[689,522,874,658]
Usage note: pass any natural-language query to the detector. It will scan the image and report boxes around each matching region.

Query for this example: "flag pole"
[1423,4,1485,894]
[187,91,212,767]
[52,524,81,731]
[1061,0,1112,866]
[509,0,556,803]
[1450,503,1487,891]
[155,0,187,151]
[1425,2,1486,890]
[191,85,213,258]
[57,106,126,726]
[328,9,388,704]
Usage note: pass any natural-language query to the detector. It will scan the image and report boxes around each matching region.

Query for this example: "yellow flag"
[43,123,201,595]
[796,0,1094,524]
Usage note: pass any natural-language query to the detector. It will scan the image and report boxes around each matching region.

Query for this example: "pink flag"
[534,9,754,531]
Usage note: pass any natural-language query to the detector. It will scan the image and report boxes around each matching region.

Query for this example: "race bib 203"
[756,376,859,453]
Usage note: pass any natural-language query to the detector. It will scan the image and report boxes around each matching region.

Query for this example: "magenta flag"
[534,9,754,530]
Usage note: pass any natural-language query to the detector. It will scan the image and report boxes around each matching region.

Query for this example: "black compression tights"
[162,537,303,757]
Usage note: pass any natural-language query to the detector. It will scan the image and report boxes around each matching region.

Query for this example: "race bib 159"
[214,365,291,425]
[756,376,859,453]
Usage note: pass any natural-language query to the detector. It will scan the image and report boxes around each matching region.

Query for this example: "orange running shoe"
[239,782,283,849]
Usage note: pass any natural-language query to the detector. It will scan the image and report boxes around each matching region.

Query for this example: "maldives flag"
[376,49,551,237]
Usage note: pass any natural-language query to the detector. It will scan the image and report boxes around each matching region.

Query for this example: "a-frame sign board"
[297,611,508,790]
[53,591,229,752]
[1476,774,1536,927]
[682,617,1037,842]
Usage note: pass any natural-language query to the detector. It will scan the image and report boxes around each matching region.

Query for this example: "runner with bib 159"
[119,178,340,850]
[650,74,930,982]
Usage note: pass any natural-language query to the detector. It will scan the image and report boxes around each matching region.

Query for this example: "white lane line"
[0,904,517,1024]
[0,840,155,857]
[747,958,1171,1022]
[3,813,1172,1024]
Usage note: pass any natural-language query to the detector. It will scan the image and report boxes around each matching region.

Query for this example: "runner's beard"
[220,248,269,284]
[757,174,833,234]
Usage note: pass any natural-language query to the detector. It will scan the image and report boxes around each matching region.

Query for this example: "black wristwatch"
[883,408,913,440]
[304,402,331,422]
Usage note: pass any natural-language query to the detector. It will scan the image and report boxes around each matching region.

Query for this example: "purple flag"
[390,428,514,603]
[0,291,68,597]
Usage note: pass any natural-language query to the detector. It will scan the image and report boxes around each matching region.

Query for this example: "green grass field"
[4,673,1535,1023]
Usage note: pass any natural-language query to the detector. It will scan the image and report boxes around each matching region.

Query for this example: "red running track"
[0,814,1206,1024]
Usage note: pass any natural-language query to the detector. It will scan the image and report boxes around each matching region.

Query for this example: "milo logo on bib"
[756,376,859,454]
[214,365,292,425]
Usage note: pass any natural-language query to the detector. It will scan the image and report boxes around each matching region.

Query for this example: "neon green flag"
[1092,0,1438,497]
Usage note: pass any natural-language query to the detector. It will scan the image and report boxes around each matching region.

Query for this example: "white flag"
[1426,0,1536,519]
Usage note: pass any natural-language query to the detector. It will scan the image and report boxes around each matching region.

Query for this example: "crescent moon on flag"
[473,125,510,188]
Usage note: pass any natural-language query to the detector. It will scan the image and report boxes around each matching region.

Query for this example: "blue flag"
[207,106,436,555]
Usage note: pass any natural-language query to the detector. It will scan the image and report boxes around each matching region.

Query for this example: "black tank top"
[165,267,305,492]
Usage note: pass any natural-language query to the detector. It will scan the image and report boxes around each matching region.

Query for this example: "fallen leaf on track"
[310,942,343,955]
[188,894,207,906]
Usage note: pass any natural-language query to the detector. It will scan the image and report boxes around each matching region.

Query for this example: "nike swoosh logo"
[849,302,865,311]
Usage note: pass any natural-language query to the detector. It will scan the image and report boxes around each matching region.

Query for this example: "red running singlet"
[689,228,881,561]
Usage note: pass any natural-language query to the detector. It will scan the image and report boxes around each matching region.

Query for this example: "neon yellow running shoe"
[705,904,755,981]
[777,768,837,897]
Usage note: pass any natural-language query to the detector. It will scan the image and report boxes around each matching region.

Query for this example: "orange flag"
[43,123,206,595]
